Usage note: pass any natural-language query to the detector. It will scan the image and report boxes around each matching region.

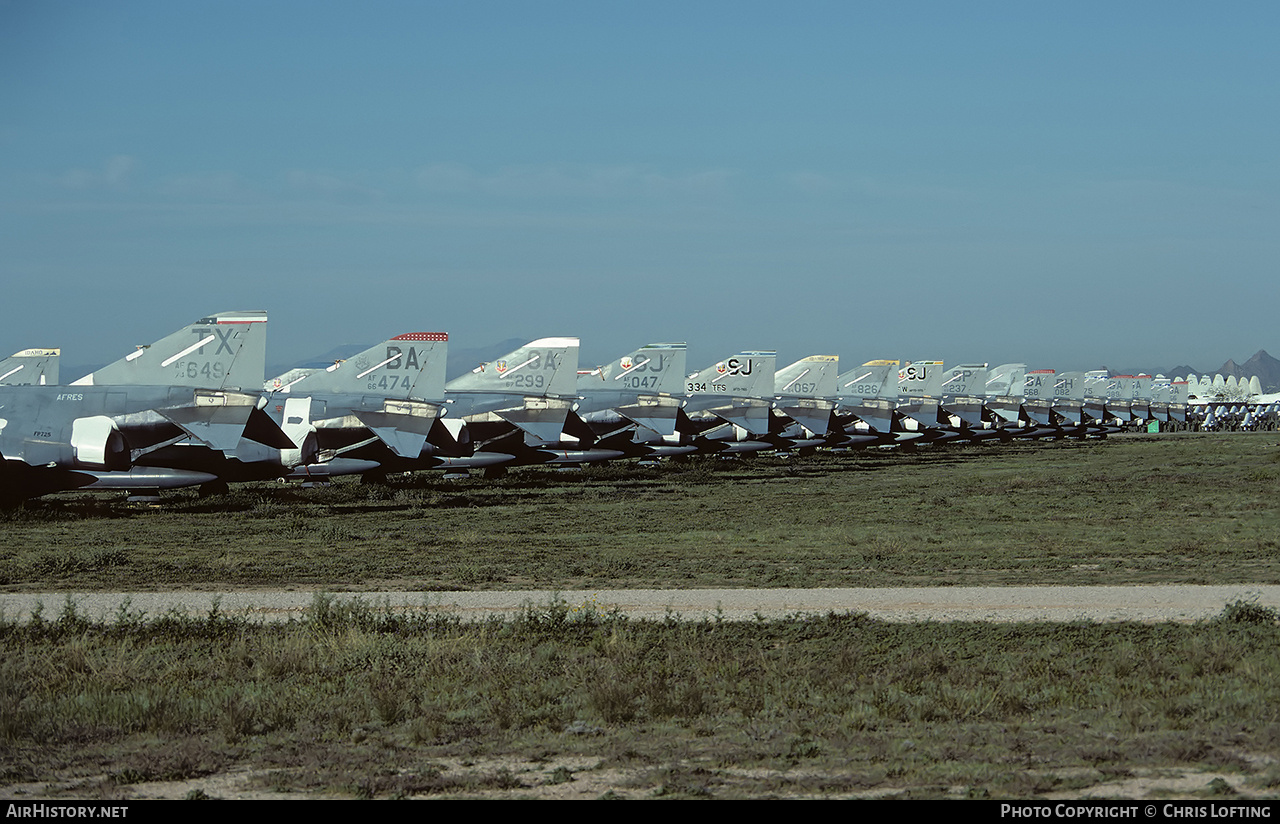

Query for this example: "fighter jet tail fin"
[447,337,580,397]
[268,333,448,401]
[939,363,988,397]
[0,348,59,385]
[584,342,687,396]
[688,351,777,398]
[70,311,268,390]
[985,363,1028,398]
[835,360,897,401]
[775,355,839,398]
[897,360,945,398]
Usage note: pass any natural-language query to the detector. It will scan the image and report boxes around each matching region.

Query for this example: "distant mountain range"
[1168,350,1280,393]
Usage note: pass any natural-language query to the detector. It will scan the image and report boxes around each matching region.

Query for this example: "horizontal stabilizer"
[155,389,261,451]
[987,398,1023,424]
[497,404,572,444]
[615,401,681,436]
[706,402,771,436]
[1054,400,1083,425]
[895,397,940,426]
[362,425,428,458]
[353,407,439,458]
[778,403,835,436]
[943,398,986,427]
[843,399,894,434]
[1023,401,1053,426]
[159,404,255,452]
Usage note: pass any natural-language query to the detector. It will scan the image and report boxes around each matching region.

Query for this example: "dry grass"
[2,598,1279,799]
[1,433,1277,591]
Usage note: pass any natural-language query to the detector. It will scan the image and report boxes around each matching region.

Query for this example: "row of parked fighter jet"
[0,310,1220,502]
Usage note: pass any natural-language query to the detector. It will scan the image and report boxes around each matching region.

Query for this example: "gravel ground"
[3,584,1277,624]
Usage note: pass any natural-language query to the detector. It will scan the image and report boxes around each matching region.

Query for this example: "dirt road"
[4,584,1277,623]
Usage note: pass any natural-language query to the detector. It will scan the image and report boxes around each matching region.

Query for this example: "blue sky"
[2,1,1277,376]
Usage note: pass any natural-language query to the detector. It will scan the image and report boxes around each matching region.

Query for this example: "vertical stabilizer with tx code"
[70,311,268,390]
